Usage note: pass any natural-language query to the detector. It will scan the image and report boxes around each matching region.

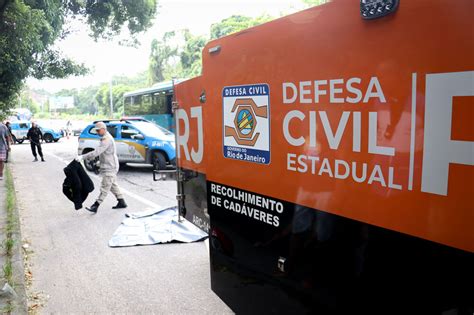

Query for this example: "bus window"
[151,92,168,114]
[123,79,184,132]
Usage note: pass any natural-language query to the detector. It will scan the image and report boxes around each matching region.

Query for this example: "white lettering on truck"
[421,71,474,196]
[176,106,204,164]
[282,72,474,195]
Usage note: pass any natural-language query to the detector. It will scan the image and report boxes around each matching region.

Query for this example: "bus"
[123,80,184,132]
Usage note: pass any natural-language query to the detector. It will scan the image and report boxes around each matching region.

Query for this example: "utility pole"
[109,78,114,117]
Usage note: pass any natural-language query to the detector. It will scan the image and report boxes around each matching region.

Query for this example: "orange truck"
[173,1,473,313]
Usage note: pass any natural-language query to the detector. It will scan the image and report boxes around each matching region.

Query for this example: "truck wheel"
[44,133,53,143]
[153,152,167,170]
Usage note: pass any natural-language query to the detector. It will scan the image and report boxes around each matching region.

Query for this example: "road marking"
[45,152,163,209]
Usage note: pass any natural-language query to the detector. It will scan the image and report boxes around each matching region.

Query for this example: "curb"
[4,166,28,314]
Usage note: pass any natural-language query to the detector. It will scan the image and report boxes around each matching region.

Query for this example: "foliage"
[210,15,272,40]
[20,94,40,114]
[0,0,157,115]
[148,31,178,83]
[147,15,272,84]
[95,83,133,116]
[65,0,158,41]
[179,30,207,78]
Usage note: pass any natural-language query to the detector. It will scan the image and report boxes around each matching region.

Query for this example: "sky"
[27,0,306,93]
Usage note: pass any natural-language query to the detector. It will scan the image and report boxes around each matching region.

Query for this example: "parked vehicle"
[71,121,88,136]
[9,121,63,143]
[78,119,176,171]
[39,124,64,143]
[9,120,30,144]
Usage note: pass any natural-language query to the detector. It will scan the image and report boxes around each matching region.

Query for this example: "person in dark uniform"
[27,122,45,162]
[5,121,11,135]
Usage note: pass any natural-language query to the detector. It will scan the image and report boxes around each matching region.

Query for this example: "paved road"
[9,137,232,314]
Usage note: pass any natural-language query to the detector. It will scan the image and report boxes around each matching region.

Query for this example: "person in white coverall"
[76,121,127,213]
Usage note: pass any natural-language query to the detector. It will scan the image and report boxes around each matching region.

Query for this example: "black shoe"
[41,157,45,162]
[112,199,128,209]
[33,157,38,162]
[86,201,100,214]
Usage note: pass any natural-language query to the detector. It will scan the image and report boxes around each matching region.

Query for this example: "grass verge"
[1,167,17,313]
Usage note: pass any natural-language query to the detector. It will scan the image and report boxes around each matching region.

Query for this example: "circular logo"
[236,109,254,136]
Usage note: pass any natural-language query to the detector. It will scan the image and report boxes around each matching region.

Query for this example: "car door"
[118,125,146,163]
[105,124,122,159]
[17,122,30,140]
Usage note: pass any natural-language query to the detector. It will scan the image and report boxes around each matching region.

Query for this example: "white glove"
[75,155,83,162]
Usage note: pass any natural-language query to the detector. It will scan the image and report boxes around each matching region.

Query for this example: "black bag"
[62,160,94,210]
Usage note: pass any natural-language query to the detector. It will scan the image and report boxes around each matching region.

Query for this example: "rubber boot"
[86,201,100,214]
[41,157,45,162]
[33,157,38,162]
[112,199,128,209]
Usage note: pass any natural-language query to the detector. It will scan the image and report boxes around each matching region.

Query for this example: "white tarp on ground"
[109,206,208,247]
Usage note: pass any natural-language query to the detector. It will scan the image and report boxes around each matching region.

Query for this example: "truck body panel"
[175,0,474,313]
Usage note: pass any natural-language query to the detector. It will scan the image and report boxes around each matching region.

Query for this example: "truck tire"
[44,133,53,143]
[153,151,167,170]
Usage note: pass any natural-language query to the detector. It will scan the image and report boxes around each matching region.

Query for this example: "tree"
[95,83,133,116]
[113,71,149,89]
[210,15,272,40]
[18,91,40,114]
[148,29,207,80]
[148,31,178,84]
[146,14,274,83]
[146,15,276,81]
[0,0,157,115]
[179,30,207,77]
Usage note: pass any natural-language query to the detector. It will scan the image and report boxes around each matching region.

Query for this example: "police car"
[10,120,63,143]
[78,119,176,171]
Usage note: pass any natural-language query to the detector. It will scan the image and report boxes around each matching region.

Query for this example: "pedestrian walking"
[27,121,45,162]
[76,122,127,213]
[66,120,72,139]
[0,122,12,180]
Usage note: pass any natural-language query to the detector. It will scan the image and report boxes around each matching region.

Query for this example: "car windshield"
[132,121,173,137]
